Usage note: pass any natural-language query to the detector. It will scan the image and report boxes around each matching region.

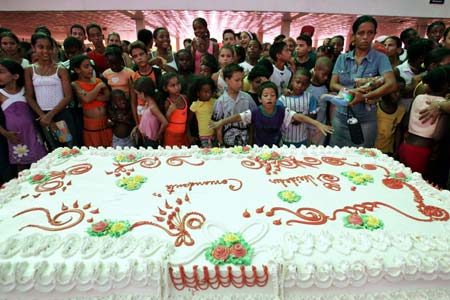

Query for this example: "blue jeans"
[330,114,377,148]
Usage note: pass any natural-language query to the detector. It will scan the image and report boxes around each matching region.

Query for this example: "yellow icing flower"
[366,216,380,227]
[361,174,373,181]
[110,222,126,233]
[347,171,358,178]
[134,175,145,183]
[116,154,125,161]
[127,181,138,189]
[353,176,364,184]
[211,147,222,154]
[281,191,296,201]
[260,153,271,160]
[233,146,242,153]
[223,233,240,243]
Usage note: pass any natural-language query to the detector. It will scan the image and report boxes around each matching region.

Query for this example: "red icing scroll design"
[166,178,242,194]
[105,157,161,176]
[317,173,341,191]
[321,156,360,167]
[169,265,269,291]
[33,163,92,194]
[258,177,449,226]
[166,156,205,167]
[361,164,390,177]
[263,207,328,225]
[241,156,322,175]
[131,194,205,247]
[13,201,99,231]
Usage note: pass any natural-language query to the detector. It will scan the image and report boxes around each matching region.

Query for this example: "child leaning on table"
[209,81,333,147]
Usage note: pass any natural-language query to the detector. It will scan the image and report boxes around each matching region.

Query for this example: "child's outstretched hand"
[208,119,222,129]
[316,122,334,136]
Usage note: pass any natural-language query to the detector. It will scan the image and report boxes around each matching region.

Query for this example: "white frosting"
[0,145,449,299]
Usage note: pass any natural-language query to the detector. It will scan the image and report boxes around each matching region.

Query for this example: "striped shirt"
[279,92,318,143]
[270,64,292,96]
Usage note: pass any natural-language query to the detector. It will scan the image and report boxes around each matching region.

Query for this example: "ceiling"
[0,10,449,48]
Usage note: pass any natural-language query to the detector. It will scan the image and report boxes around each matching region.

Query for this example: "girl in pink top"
[399,65,449,175]
[133,77,168,149]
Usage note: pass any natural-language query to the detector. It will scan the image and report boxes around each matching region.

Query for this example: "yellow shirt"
[375,102,406,154]
[190,98,216,137]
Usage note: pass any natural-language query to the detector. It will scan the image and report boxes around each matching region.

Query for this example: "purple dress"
[0,88,46,164]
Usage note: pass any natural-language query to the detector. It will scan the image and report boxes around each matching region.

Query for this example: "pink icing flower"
[230,243,247,258]
[367,150,376,156]
[32,174,44,182]
[242,146,251,152]
[395,172,406,179]
[92,221,109,232]
[202,148,211,154]
[127,154,136,160]
[271,152,280,159]
[70,149,79,155]
[348,214,363,226]
[212,245,230,261]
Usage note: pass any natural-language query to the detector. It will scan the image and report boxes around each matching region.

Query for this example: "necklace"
[37,63,55,76]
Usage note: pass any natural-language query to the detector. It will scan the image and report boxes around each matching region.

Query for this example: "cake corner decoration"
[344,213,384,230]
[389,171,411,182]
[231,145,252,154]
[113,153,141,163]
[87,219,131,237]
[28,173,50,185]
[200,147,223,155]
[277,190,301,203]
[258,151,283,161]
[205,232,253,266]
[59,148,82,159]
[116,175,147,191]
[355,148,378,158]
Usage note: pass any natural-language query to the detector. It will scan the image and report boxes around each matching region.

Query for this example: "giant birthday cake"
[0,145,449,300]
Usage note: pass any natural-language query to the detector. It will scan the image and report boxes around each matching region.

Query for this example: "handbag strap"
[347,106,356,118]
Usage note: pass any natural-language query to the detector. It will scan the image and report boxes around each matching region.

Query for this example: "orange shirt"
[75,78,106,110]
[103,67,134,97]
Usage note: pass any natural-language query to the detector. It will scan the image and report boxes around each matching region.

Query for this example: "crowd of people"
[0,15,449,188]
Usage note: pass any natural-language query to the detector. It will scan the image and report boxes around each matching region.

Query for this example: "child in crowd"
[189,76,216,148]
[103,46,135,98]
[212,63,257,147]
[71,54,112,147]
[279,69,318,147]
[247,65,270,105]
[399,65,449,174]
[269,41,292,96]
[306,57,333,145]
[175,49,195,95]
[129,41,162,125]
[375,75,406,156]
[108,89,135,148]
[25,33,75,151]
[0,31,30,68]
[86,23,109,74]
[192,37,210,74]
[294,35,316,72]
[212,45,234,95]
[239,39,262,75]
[106,32,133,68]
[133,77,168,149]
[161,72,190,147]
[151,27,178,73]
[0,58,46,171]
[210,81,333,147]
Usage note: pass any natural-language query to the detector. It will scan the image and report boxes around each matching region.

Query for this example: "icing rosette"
[113,153,140,163]
[108,220,131,237]
[205,232,253,265]
[59,148,81,158]
[200,147,223,155]
[341,171,373,185]
[259,151,283,161]
[355,148,378,157]
[344,214,384,231]
[231,146,252,155]
[277,190,301,203]
[389,171,411,182]
[87,220,112,237]
[28,173,50,185]
[116,175,147,191]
